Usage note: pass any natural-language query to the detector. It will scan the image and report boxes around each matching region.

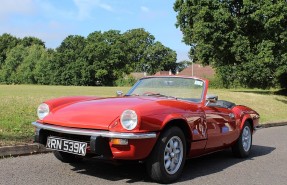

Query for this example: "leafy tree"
[0,45,28,84]
[20,36,45,48]
[0,33,20,68]
[54,35,87,85]
[144,42,177,74]
[0,45,51,84]
[0,29,178,86]
[16,45,40,84]
[275,53,287,89]
[123,28,177,75]
[123,28,155,72]
[84,30,128,85]
[34,48,56,85]
[176,60,192,72]
[174,0,287,89]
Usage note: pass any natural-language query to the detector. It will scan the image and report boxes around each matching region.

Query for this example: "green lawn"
[207,88,287,123]
[0,85,286,146]
[0,85,130,146]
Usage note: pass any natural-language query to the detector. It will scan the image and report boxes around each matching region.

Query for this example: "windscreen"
[127,77,205,102]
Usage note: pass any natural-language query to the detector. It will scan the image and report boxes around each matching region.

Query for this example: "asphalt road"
[1,126,286,185]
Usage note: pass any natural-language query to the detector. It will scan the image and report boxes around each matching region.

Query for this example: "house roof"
[154,71,171,76]
[179,64,215,78]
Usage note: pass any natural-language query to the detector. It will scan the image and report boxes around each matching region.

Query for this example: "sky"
[0,0,191,61]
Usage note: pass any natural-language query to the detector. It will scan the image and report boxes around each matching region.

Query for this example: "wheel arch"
[160,119,192,156]
[241,116,254,132]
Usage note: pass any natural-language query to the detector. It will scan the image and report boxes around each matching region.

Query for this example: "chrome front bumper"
[32,122,157,139]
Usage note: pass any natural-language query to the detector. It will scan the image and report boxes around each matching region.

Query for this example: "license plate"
[46,136,87,156]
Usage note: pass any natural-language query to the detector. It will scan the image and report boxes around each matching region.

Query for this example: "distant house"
[179,64,215,79]
[131,70,172,79]
[154,71,171,76]
[131,64,215,79]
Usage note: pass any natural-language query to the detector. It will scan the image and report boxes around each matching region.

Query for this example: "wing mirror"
[205,94,218,106]
[116,90,124,97]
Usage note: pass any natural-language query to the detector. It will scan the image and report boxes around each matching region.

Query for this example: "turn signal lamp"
[110,138,128,145]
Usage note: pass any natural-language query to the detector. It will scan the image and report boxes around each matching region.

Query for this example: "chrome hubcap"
[242,126,251,152]
[164,136,183,175]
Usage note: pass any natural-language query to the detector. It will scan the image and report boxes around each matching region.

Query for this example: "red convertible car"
[32,76,260,183]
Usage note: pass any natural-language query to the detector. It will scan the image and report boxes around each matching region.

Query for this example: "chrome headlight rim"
[37,103,50,120]
[120,110,138,130]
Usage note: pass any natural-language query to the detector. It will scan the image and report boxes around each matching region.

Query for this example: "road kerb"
[259,121,287,128]
[0,144,50,158]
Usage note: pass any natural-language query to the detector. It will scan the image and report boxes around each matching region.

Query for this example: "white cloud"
[34,0,75,21]
[140,6,149,13]
[0,0,34,19]
[99,3,113,12]
[0,20,74,49]
[73,0,113,20]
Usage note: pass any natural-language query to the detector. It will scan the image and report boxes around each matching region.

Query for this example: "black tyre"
[53,151,83,163]
[232,122,252,158]
[146,127,186,183]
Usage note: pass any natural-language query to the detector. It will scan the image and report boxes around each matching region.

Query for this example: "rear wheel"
[53,151,83,163]
[232,122,252,158]
[146,127,186,183]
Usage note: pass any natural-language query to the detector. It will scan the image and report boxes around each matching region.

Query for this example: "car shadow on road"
[70,158,149,183]
[69,144,275,183]
[179,145,275,182]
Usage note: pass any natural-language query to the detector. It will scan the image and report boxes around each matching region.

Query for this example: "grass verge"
[0,85,286,146]
[0,85,130,146]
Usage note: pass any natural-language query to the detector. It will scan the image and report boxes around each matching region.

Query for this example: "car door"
[203,106,238,152]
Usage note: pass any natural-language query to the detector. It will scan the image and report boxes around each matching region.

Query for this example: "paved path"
[1,126,286,185]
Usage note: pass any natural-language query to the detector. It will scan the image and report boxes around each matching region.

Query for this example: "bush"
[115,75,137,86]
[276,66,287,90]
[208,75,244,89]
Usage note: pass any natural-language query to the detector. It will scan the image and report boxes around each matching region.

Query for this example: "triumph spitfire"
[32,76,260,183]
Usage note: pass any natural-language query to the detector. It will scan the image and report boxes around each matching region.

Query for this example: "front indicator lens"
[110,138,128,145]
[37,103,50,120]
[120,110,138,130]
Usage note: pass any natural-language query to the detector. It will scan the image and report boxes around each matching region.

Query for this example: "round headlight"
[120,110,138,130]
[37,103,50,120]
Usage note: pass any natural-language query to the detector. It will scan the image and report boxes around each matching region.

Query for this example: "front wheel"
[146,127,186,183]
[232,122,252,158]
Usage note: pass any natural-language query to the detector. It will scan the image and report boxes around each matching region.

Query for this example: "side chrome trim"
[32,122,157,139]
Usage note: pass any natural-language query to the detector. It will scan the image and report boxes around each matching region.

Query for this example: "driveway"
[1,126,286,185]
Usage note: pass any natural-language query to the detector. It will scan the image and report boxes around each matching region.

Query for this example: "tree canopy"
[0,29,177,86]
[174,0,287,89]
